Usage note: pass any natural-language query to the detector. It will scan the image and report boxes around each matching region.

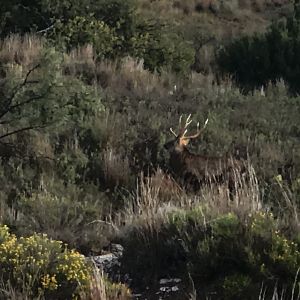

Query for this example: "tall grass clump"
[80,266,131,300]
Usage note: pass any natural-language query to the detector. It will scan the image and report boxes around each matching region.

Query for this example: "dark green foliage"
[0,0,105,36]
[94,0,138,41]
[0,0,46,35]
[53,17,118,59]
[0,45,111,253]
[133,29,195,73]
[89,0,195,73]
[217,2,300,93]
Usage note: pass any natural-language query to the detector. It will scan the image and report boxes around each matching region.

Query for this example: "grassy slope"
[137,0,293,38]
[0,1,300,299]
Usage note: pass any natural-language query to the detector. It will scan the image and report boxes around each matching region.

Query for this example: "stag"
[164,114,245,195]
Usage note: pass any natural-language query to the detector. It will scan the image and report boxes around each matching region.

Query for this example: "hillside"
[0,1,300,299]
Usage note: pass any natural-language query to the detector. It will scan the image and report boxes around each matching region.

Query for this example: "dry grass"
[135,170,184,214]
[138,0,270,38]
[95,56,172,98]
[0,36,173,98]
[0,34,44,67]
[81,265,131,300]
[199,161,262,219]
[114,172,185,234]
[147,168,184,201]
[115,161,264,236]
[102,148,131,189]
[28,132,54,159]
[275,179,300,236]
[0,279,44,300]
[0,34,251,102]
[63,44,97,83]
[63,46,174,97]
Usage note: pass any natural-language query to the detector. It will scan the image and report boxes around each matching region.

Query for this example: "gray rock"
[88,243,124,281]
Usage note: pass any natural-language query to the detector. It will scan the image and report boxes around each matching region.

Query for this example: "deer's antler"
[182,118,209,140]
[170,115,208,139]
[170,114,193,137]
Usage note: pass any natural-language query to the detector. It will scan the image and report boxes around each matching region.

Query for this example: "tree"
[0,47,104,141]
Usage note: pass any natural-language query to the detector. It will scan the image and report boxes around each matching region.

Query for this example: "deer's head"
[164,114,209,153]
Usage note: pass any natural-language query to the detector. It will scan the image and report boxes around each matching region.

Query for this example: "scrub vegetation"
[1,0,300,299]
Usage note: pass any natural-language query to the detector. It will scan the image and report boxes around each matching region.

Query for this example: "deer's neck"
[170,147,196,170]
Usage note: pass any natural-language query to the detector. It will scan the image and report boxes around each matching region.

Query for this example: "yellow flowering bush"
[269,230,300,272]
[0,225,91,298]
[0,224,11,242]
[56,249,90,285]
[250,211,276,238]
[250,211,300,276]
[41,274,58,290]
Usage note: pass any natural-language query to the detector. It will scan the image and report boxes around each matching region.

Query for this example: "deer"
[164,114,246,197]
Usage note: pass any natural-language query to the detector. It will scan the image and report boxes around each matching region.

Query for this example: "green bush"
[131,29,195,74]
[250,211,300,278]
[217,2,300,93]
[222,274,252,300]
[53,16,119,59]
[94,0,138,42]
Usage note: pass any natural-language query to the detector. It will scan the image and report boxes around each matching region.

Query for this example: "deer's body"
[165,115,245,193]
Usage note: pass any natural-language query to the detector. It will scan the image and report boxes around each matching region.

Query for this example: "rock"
[110,243,124,257]
[88,243,124,282]
[156,278,183,298]
[159,278,181,285]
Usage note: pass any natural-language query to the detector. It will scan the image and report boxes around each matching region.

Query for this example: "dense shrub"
[94,0,138,42]
[132,29,195,73]
[55,18,194,73]
[217,1,300,93]
[54,17,118,59]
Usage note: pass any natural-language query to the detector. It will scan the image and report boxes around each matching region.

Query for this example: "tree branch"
[0,124,47,140]
[36,24,55,34]
[0,64,41,120]
[9,88,51,112]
